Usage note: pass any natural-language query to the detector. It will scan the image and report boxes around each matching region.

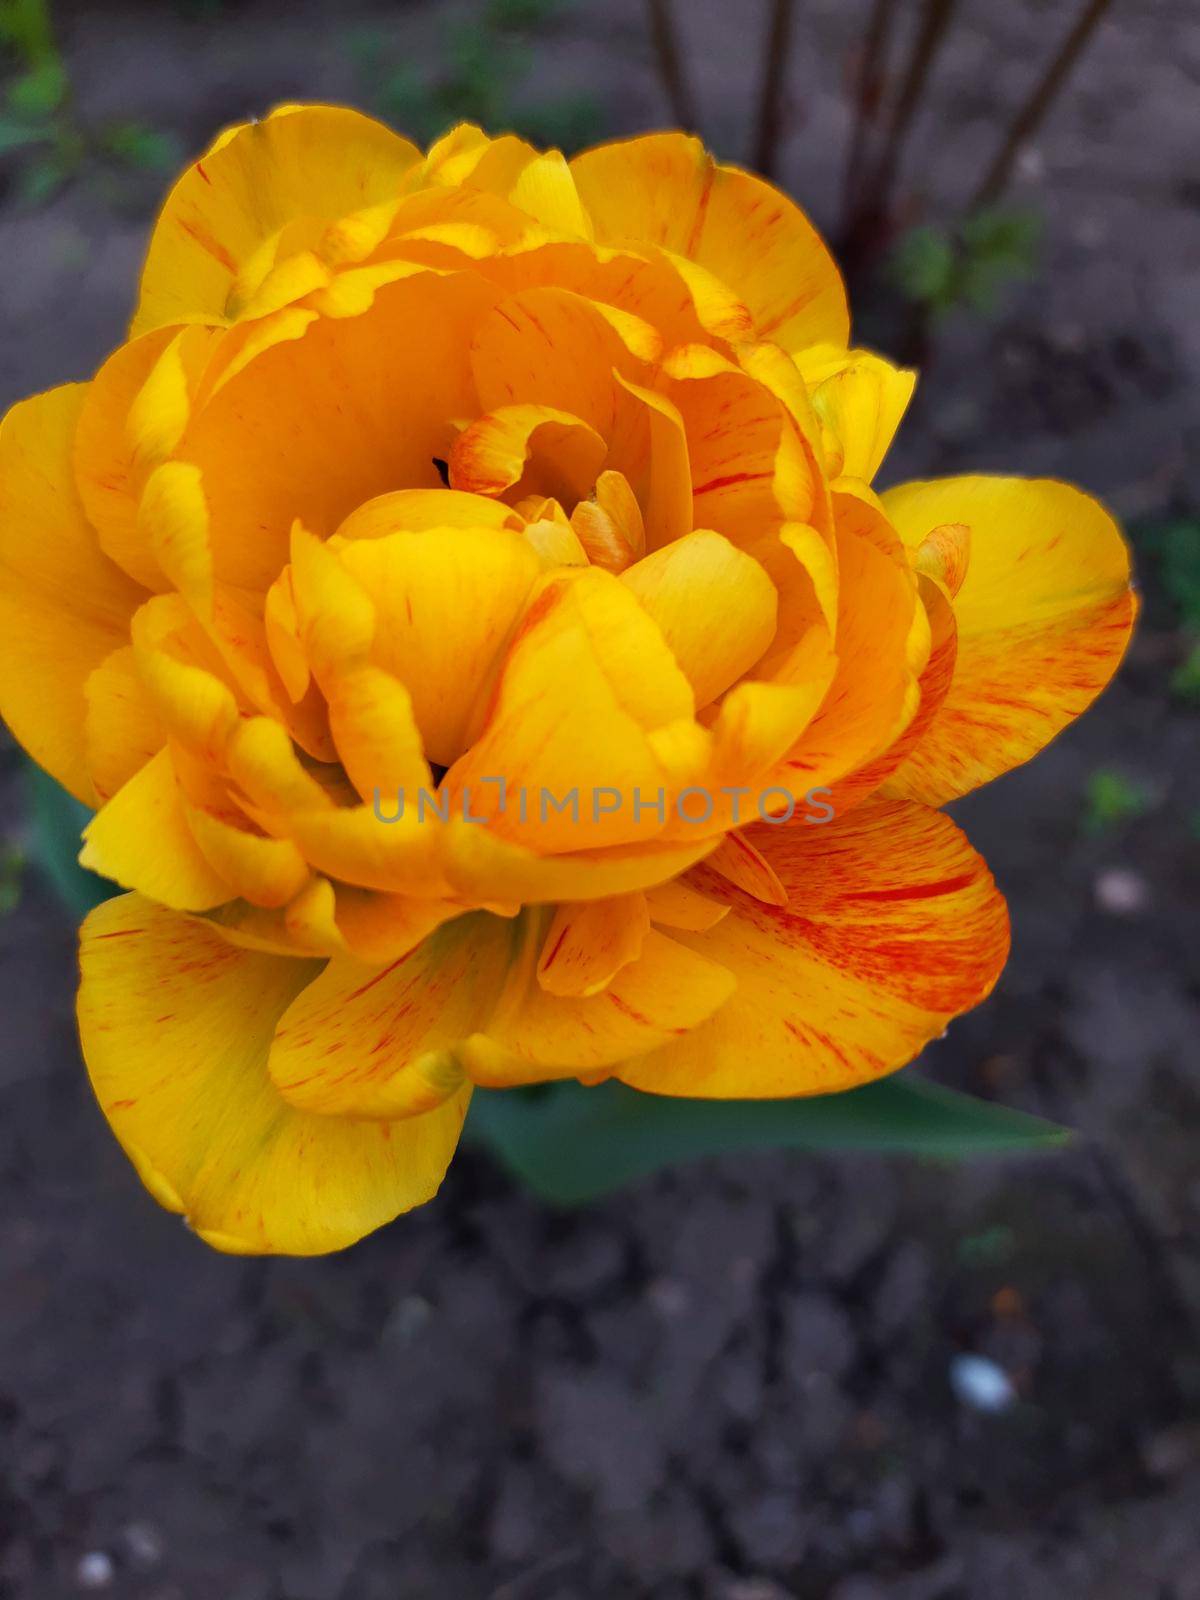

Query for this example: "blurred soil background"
[1,1,1198,1595]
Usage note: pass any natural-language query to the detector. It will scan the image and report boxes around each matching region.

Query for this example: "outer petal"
[881,476,1136,804]
[268,913,517,1119]
[78,894,470,1255]
[0,386,144,802]
[618,800,1009,1099]
[570,133,849,349]
[133,105,421,333]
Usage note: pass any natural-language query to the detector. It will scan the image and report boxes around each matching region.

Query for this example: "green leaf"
[1170,637,1200,704]
[1161,520,1200,631]
[961,205,1041,272]
[1080,766,1150,836]
[0,838,24,917]
[15,148,68,204]
[0,111,48,152]
[23,764,112,917]
[466,1074,1069,1204]
[0,0,56,61]
[100,120,182,172]
[5,56,65,115]
[890,225,957,310]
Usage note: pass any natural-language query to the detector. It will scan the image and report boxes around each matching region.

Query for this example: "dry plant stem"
[646,0,698,133]
[970,0,1114,209]
[859,0,958,229]
[752,0,797,179]
[840,0,900,232]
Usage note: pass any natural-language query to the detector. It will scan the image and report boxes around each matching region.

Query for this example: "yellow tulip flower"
[0,108,1135,1253]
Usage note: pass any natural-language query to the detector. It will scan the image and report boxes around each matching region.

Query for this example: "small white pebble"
[1075,214,1109,248]
[75,1551,114,1590]
[1094,867,1150,916]
[122,1520,164,1567]
[1016,146,1045,182]
[949,1353,1017,1414]
[646,1277,691,1318]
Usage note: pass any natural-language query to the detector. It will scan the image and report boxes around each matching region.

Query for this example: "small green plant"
[1171,639,1200,705]
[890,206,1041,318]
[1157,519,1200,631]
[1081,768,1151,837]
[956,1222,1018,1268]
[0,0,180,203]
[1133,516,1200,705]
[0,839,23,916]
[348,0,601,154]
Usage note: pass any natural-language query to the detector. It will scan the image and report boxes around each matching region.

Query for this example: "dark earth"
[1,1,1198,1595]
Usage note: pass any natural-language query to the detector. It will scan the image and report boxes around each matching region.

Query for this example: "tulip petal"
[78,894,469,1255]
[0,386,145,803]
[570,133,848,349]
[777,489,920,792]
[175,271,498,589]
[80,746,232,910]
[445,568,694,849]
[464,923,735,1080]
[449,403,608,506]
[84,645,167,804]
[881,476,1136,804]
[134,105,421,333]
[335,523,542,767]
[183,804,310,909]
[620,529,777,707]
[269,912,516,1118]
[536,892,651,997]
[802,346,916,482]
[469,286,658,435]
[618,800,1009,1098]
[442,824,715,905]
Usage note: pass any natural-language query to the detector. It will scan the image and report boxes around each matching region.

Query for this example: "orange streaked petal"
[706,830,788,906]
[463,922,734,1081]
[133,105,421,333]
[618,800,1009,1098]
[881,475,1136,803]
[449,402,608,505]
[536,892,651,997]
[570,133,848,349]
[78,894,468,1255]
[268,912,516,1119]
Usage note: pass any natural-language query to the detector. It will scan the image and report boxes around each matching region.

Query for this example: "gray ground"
[1,2,1198,1596]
